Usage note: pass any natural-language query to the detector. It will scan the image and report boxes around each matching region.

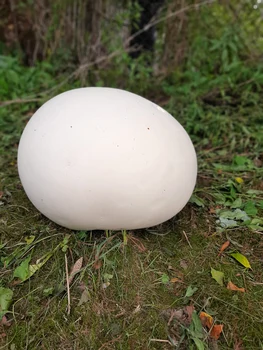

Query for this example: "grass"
[1,62,263,349]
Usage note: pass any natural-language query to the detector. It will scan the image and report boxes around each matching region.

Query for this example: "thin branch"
[125,0,217,46]
[0,98,41,107]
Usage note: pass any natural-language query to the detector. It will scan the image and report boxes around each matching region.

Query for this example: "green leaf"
[218,217,237,228]
[13,256,31,281]
[43,287,54,297]
[25,235,35,244]
[61,234,70,252]
[189,311,204,341]
[231,197,242,209]
[0,287,13,318]
[28,251,53,279]
[103,273,113,283]
[233,155,252,167]
[78,288,90,306]
[231,252,251,269]
[244,201,258,216]
[185,285,198,298]
[13,251,53,283]
[190,194,205,207]
[192,337,205,350]
[161,274,170,284]
[211,268,224,286]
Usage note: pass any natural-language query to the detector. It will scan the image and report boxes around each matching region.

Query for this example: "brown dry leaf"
[227,281,245,292]
[179,260,188,270]
[127,235,146,252]
[185,305,194,323]
[218,240,230,256]
[0,191,3,199]
[68,257,83,285]
[199,311,213,329]
[170,277,181,283]
[210,324,224,340]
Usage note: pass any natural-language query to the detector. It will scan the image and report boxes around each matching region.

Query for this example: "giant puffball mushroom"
[17,88,197,230]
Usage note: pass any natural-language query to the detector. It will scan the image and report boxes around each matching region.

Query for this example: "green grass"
[1,56,263,349]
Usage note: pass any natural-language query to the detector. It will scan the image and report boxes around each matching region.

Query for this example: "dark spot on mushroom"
[147,127,150,130]
[34,129,36,131]
[70,126,72,128]
[117,145,119,147]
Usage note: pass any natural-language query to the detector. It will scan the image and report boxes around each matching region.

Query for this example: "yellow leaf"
[235,177,244,184]
[227,281,245,292]
[25,235,35,245]
[200,311,213,328]
[211,268,224,286]
[231,252,251,269]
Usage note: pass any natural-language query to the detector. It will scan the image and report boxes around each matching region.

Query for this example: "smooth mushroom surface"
[18,87,197,230]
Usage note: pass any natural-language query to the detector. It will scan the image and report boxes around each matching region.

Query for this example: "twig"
[149,339,173,345]
[0,98,42,107]
[65,254,71,315]
[98,335,122,350]
[182,230,192,249]
[125,0,217,47]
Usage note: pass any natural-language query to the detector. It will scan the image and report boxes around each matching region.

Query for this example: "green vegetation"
[1,1,263,349]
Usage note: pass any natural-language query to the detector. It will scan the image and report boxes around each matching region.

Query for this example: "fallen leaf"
[78,288,90,306]
[231,252,251,269]
[0,191,3,199]
[211,268,224,286]
[170,277,180,283]
[185,305,194,322]
[180,259,188,270]
[68,257,83,285]
[199,311,213,328]
[227,281,245,292]
[185,285,198,297]
[25,235,35,244]
[218,240,230,256]
[210,324,223,340]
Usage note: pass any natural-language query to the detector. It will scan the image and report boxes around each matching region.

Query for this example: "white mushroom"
[17,87,197,230]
